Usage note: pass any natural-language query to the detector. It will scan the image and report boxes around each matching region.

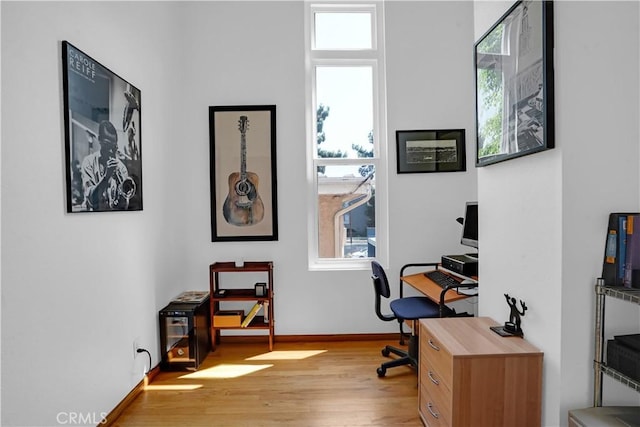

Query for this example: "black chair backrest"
[371,260,395,322]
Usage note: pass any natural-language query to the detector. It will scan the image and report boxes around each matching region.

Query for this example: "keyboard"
[424,270,461,289]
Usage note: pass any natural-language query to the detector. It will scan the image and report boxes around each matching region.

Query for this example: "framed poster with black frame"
[209,105,278,242]
[396,129,466,173]
[474,0,555,167]
[61,41,142,212]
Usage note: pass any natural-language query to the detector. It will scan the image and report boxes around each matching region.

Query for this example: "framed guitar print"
[209,105,278,241]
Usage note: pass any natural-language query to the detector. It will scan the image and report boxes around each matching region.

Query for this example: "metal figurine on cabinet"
[490,293,528,337]
[504,294,527,335]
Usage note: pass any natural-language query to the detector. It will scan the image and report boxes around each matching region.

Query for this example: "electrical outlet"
[133,338,140,359]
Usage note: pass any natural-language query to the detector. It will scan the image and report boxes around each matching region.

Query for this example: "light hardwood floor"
[112,339,422,426]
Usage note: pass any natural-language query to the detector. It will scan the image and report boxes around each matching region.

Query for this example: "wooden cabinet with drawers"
[419,317,543,427]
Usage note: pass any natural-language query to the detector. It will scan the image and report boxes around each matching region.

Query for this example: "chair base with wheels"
[377,319,421,377]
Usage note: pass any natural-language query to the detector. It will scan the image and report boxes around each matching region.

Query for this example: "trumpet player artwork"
[210,106,278,241]
[62,41,142,212]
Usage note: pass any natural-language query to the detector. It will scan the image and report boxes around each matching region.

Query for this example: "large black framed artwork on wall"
[209,105,278,242]
[474,0,554,167]
[62,41,142,212]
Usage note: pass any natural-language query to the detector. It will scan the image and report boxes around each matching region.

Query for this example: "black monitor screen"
[461,202,478,249]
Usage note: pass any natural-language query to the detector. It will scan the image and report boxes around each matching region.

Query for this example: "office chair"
[371,260,446,377]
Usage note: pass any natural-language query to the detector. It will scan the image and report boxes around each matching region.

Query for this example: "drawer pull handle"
[427,370,439,385]
[428,339,440,351]
[427,402,439,419]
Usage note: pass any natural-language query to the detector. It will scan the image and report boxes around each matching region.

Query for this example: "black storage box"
[606,334,640,383]
[614,333,640,351]
[159,297,210,371]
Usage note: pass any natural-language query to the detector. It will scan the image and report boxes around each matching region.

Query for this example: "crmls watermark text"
[56,411,107,425]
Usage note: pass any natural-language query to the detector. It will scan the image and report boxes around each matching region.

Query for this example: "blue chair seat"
[390,296,440,320]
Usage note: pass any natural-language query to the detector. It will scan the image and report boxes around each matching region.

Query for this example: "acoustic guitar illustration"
[223,116,264,226]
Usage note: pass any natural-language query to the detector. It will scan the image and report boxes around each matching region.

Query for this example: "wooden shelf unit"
[419,317,543,427]
[209,261,274,351]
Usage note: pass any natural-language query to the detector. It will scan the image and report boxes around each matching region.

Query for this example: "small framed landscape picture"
[396,129,466,173]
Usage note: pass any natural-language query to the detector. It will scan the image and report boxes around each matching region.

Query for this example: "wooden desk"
[399,265,478,335]
[401,271,472,305]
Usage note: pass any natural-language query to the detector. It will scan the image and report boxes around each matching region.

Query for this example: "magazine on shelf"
[172,291,210,304]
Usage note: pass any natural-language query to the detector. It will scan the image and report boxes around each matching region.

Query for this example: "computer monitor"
[460,201,478,252]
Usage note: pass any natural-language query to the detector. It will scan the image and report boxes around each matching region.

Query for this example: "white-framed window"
[305,1,388,271]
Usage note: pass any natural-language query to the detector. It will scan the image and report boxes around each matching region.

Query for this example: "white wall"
[386,1,478,266]
[557,0,640,416]
[1,2,182,426]
[1,2,477,425]
[474,1,640,426]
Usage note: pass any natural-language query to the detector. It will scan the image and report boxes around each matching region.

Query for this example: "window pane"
[316,164,375,259]
[316,66,374,159]
[314,12,372,49]
[476,23,505,55]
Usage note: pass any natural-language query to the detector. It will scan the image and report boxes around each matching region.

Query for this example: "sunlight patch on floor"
[179,363,273,379]
[245,350,327,361]
[144,384,203,391]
